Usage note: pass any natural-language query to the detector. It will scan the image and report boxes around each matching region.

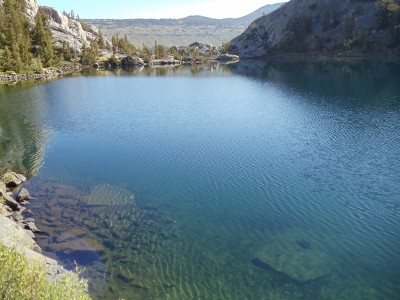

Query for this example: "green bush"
[0,243,91,300]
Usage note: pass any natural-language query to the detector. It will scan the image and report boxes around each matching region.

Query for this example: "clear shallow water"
[1,60,400,299]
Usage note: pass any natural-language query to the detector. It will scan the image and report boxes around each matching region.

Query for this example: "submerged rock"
[83,184,135,207]
[57,228,87,243]
[50,237,105,255]
[296,239,311,250]
[253,232,334,283]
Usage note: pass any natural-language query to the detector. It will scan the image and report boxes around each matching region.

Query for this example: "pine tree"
[111,35,118,54]
[141,43,151,62]
[32,11,54,67]
[80,42,99,66]
[1,46,12,71]
[98,29,105,49]
[0,0,32,71]
[61,41,72,61]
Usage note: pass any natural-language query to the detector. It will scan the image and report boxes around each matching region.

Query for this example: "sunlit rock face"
[25,0,39,22]
[39,6,102,52]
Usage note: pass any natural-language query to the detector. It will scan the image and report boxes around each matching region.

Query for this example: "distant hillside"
[85,3,283,47]
[230,0,400,58]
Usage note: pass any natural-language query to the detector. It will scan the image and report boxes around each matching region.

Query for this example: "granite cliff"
[230,0,400,58]
[39,6,109,51]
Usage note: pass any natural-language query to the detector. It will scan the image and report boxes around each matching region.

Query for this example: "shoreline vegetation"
[0,52,241,83]
[0,170,91,299]
[0,0,239,82]
[1,51,397,84]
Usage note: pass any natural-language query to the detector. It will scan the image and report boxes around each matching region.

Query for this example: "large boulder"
[17,188,32,202]
[121,56,145,68]
[2,192,21,211]
[1,172,27,188]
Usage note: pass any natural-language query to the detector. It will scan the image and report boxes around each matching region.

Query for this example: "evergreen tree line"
[109,34,206,63]
[0,0,54,72]
[109,34,170,63]
[0,0,107,73]
[0,0,215,72]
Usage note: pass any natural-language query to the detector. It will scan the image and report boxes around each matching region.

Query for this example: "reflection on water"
[0,82,48,176]
[1,60,400,299]
[230,59,400,100]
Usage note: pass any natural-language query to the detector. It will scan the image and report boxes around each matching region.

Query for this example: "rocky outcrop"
[0,171,66,280]
[39,6,109,52]
[230,0,400,58]
[216,54,240,63]
[25,0,39,22]
[0,215,65,279]
[2,172,27,188]
[121,56,146,68]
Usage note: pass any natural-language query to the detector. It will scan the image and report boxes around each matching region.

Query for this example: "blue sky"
[39,0,287,19]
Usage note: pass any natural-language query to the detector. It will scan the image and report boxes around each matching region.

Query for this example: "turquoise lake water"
[0,60,399,299]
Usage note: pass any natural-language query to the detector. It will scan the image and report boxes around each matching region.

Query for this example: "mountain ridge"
[85,3,284,47]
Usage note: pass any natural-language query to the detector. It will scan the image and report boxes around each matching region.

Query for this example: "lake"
[0,60,399,299]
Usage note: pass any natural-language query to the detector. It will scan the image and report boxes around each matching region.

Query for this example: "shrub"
[0,243,91,300]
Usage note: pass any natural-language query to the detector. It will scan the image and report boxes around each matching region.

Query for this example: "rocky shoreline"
[0,56,240,84]
[0,69,63,83]
[0,171,65,280]
[0,65,83,84]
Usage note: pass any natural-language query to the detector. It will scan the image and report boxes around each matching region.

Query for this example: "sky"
[38,0,287,19]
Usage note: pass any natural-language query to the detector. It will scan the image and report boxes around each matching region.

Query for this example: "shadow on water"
[229,59,400,103]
